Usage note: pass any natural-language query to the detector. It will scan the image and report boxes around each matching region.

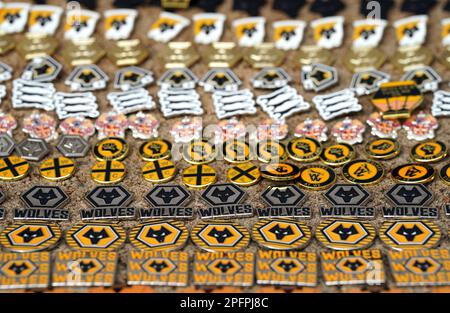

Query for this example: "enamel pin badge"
[64,9,100,40]
[27,5,63,35]
[193,13,225,44]
[311,16,344,49]
[273,20,306,50]
[148,12,190,43]
[394,15,428,47]
[104,9,137,40]
[233,17,266,47]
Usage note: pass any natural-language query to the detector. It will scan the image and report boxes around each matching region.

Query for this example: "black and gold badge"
[287,137,322,162]
[439,163,450,185]
[411,140,448,163]
[139,138,172,161]
[65,222,126,251]
[342,159,384,185]
[223,140,251,163]
[142,159,176,183]
[260,163,301,182]
[296,165,336,190]
[0,222,61,252]
[129,220,188,251]
[182,164,217,189]
[391,163,435,184]
[252,219,311,250]
[182,139,216,164]
[320,143,355,166]
[365,138,400,160]
[257,140,286,163]
[93,137,129,161]
[191,221,250,252]
[91,160,126,184]
[227,162,261,186]
[316,219,376,250]
[0,156,30,181]
[39,156,75,181]
[379,220,441,250]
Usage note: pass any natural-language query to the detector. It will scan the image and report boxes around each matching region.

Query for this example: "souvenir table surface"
[0,0,450,293]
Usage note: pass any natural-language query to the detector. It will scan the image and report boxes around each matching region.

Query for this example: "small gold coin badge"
[142,159,177,183]
[223,140,251,163]
[296,165,336,190]
[260,163,301,181]
[0,156,30,181]
[287,137,322,162]
[391,163,435,184]
[342,159,384,185]
[93,137,129,161]
[91,160,126,184]
[39,157,76,181]
[320,143,355,166]
[139,138,172,161]
[439,163,450,185]
[182,164,217,188]
[227,162,261,186]
[257,140,286,163]
[411,140,448,163]
[182,139,216,164]
[365,138,400,160]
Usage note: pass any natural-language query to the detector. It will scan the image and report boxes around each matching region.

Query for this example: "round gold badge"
[129,220,188,251]
[296,165,336,190]
[138,138,172,161]
[287,137,322,162]
[342,159,384,185]
[316,219,376,250]
[379,220,441,250]
[91,160,126,184]
[93,137,129,161]
[365,138,400,160]
[260,163,301,181]
[191,220,250,252]
[256,140,286,163]
[227,162,261,186]
[142,159,177,183]
[391,163,435,184]
[252,218,311,250]
[182,164,217,189]
[65,222,126,251]
[439,163,450,185]
[0,222,61,252]
[320,143,355,166]
[182,139,216,164]
[39,156,75,181]
[0,156,30,181]
[410,140,448,163]
[223,139,251,163]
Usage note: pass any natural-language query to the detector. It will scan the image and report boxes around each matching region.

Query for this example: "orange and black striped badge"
[93,137,129,161]
[39,156,75,181]
[139,138,172,161]
[316,219,376,250]
[65,222,126,250]
[182,164,217,188]
[365,138,400,160]
[0,222,61,252]
[379,220,441,250]
[227,162,260,186]
[142,159,177,183]
[391,163,435,184]
[0,156,30,181]
[410,140,448,163]
[91,160,126,184]
[320,143,355,166]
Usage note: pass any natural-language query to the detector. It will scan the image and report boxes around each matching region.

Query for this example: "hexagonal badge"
[21,186,69,209]
[324,184,370,207]
[405,256,442,275]
[0,188,5,205]
[0,134,15,157]
[201,183,246,206]
[270,258,305,275]
[65,222,126,250]
[207,258,242,275]
[380,220,441,250]
[336,256,369,274]
[129,220,188,251]
[15,138,49,162]
[145,185,191,207]
[261,185,306,207]
[22,56,62,82]
[0,222,61,252]
[316,220,376,250]
[252,219,311,250]
[142,257,177,275]
[85,185,133,208]
[385,183,433,207]
[191,221,250,252]
[56,135,89,158]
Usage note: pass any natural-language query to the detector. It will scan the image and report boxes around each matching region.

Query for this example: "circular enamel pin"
[320,143,355,167]
[439,163,450,185]
[91,160,126,184]
[217,117,247,141]
[39,156,76,181]
[260,163,301,182]
[223,140,251,163]
[142,159,177,183]
[139,138,172,161]
[331,117,365,145]
[0,112,17,137]
[294,118,328,142]
[287,137,322,162]
[257,119,289,141]
[0,222,61,252]
[129,220,188,251]
[191,220,250,252]
[379,220,441,250]
[252,219,311,250]
[342,159,384,185]
[182,164,217,189]
[316,219,376,250]
[182,139,216,164]
[365,138,400,160]
[0,156,30,181]
[227,162,261,186]
[257,140,286,163]
[59,116,96,140]
[296,165,336,190]
[22,112,57,142]
[170,116,202,143]
[411,140,448,163]
[392,163,435,184]
[95,111,129,139]
[65,222,126,251]
[93,137,129,161]
[128,112,159,140]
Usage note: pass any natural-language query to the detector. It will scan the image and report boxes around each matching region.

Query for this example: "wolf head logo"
[328,147,344,158]
[207,227,233,243]
[295,142,312,154]
[78,261,96,273]
[148,143,162,154]
[211,187,235,203]
[419,144,435,156]
[396,186,421,203]
[155,188,179,204]
[332,224,359,240]
[97,189,121,204]
[320,27,336,39]
[343,259,364,271]
[200,23,216,35]
[32,189,57,205]
[17,227,44,243]
[412,260,433,272]
[396,225,423,241]
[277,260,298,272]
[149,260,169,273]
[268,224,294,240]
[214,261,235,273]
[146,226,172,243]
[335,187,359,203]
[271,188,295,204]
[8,262,29,275]
[82,228,110,245]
